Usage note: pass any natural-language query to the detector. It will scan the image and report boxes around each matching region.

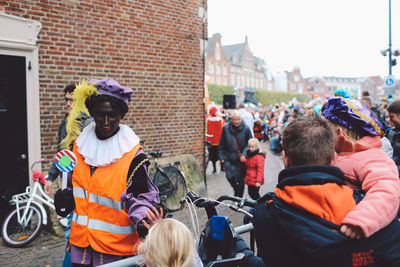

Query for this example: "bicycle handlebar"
[30,159,46,170]
[187,191,256,208]
[186,191,255,219]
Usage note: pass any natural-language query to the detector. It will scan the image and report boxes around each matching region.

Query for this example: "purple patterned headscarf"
[322,97,384,137]
[90,78,133,103]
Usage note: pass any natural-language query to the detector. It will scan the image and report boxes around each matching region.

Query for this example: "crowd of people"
[46,78,400,267]
[205,91,400,266]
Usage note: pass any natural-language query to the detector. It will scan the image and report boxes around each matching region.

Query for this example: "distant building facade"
[286,66,306,93]
[282,66,384,102]
[206,33,270,90]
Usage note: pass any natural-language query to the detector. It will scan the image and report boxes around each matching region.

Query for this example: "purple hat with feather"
[322,97,384,137]
[90,78,133,103]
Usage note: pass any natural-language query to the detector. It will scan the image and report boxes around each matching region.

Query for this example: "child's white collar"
[76,122,140,167]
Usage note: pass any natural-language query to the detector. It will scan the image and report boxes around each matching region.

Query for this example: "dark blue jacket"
[252,165,400,267]
[218,121,252,179]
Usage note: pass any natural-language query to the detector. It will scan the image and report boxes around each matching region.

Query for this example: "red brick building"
[0,1,206,196]
[286,66,306,93]
[206,33,269,90]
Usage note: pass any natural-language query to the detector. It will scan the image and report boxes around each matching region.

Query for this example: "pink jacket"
[334,135,400,238]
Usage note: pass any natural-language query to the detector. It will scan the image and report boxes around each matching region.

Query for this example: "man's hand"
[340,224,364,239]
[141,207,164,230]
[44,180,54,195]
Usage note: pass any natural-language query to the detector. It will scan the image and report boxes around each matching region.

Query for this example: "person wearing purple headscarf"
[54,78,160,266]
[322,97,400,240]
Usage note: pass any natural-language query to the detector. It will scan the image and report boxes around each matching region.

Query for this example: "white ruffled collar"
[76,122,140,167]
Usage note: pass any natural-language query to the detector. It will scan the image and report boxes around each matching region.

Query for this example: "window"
[294,75,300,82]
[299,83,304,93]
[216,64,221,75]
[215,47,221,61]
[290,83,295,90]
[209,63,214,74]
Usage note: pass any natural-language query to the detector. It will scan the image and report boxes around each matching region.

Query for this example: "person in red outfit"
[206,106,225,173]
[240,138,265,200]
[253,120,263,141]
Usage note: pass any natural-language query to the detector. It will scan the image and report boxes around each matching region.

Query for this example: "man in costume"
[55,78,159,266]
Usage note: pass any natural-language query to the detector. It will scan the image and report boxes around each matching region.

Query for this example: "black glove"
[54,189,75,217]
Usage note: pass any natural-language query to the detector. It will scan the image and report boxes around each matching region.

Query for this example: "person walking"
[218,110,252,197]
[54,78,159,266]
[206,105,225,173]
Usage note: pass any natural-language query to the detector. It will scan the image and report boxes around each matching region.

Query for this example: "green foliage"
[208,84,235,105]
[208,83,310,106]
[254,90,310,106]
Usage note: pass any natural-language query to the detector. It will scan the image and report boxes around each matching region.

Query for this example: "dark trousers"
[248,185,260,200]
[228,177,245,197]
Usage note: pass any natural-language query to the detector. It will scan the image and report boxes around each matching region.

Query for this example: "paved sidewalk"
[0,141,283,266]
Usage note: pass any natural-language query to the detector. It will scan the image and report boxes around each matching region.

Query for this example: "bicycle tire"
[160,166,187,212]
[1,203,43,248]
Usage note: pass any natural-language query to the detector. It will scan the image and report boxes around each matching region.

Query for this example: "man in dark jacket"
[218,110,252,197]
[44,84,93,195]
[250,117,400,267]
[387,100,400,166]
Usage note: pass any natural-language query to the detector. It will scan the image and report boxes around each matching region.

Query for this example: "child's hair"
[248,138,260,149]
[283,117,335,166]
[138,218,195,267]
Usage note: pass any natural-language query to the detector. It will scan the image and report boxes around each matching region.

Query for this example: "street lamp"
[381,0,399,75]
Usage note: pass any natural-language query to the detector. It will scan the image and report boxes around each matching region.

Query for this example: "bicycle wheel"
[160,166,187,212]
[1,203,43,247]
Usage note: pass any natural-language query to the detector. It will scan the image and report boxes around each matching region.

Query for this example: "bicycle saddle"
[148,151,162,158]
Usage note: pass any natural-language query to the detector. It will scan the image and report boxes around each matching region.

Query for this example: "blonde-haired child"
[322,97,400,239]
[139,208,201,267]
[240,138,266,200]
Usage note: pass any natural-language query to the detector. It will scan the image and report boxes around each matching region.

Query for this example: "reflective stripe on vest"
[72,213,88,225]
[88,219,136,235]
[73,187,88,199]
[73,188,125,211]
[72,213,135,235]
[89,193,124,211]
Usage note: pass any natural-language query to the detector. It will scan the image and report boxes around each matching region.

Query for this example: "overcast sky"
[208,0,400,79]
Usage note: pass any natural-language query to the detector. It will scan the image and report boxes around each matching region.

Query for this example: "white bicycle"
[1,159,68,247]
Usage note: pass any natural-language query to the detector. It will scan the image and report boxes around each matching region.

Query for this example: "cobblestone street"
[0,142,283,266]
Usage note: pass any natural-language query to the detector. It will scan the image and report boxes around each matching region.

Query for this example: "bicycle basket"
[198,216,237,263]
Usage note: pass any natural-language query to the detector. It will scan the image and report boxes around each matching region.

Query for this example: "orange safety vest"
[69,143,142,256]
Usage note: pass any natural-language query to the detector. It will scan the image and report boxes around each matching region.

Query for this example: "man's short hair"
[283,117,335,166]
[64,84,76,94]
[388,100,400,115]
[362,97,372,106]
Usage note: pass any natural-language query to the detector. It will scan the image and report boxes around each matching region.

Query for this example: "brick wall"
[1,0,207,170]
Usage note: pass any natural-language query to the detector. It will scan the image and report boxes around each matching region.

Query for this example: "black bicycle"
[148,151,188,212]
[100,192,257,267]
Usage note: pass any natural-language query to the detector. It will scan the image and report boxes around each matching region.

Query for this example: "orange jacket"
[69,143,141,256]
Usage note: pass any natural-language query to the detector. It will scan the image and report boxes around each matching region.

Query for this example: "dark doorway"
[0,54,29,221]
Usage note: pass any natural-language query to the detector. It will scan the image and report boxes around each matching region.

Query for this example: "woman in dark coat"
[218,110,253,197]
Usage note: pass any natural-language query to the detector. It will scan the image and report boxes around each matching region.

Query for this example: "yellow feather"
[60,80,99,149]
